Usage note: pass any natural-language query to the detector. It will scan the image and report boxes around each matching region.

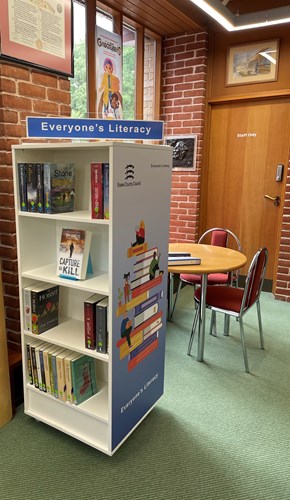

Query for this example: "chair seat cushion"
[180,272,229,286]
[195,285,244,313]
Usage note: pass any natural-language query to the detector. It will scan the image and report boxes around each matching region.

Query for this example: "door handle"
[264,194,280,206]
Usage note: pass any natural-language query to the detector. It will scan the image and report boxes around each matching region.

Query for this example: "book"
[102,163,109,220]
[56,349,73,402]
[168,256,201,266]
[23,281,44,332]
[35,162,44,213]
[31,283,59,335]
[84,293,105,350]
[26,163,38,212]
[44,345,62,395]
[57,228,92,280]
[168,252,191,258]
[30,340,47,389]
[91,162,103,219]
[51,348,66,398]
[43,162,75,214]
[18,162,28,211]
[64,352,83,404]
[71,355,98,405]
[96,296,109,354]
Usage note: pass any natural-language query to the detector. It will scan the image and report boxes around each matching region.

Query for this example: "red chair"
[188,247,268,373]
[170,227,241,321]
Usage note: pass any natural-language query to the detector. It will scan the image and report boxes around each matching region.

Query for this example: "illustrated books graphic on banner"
[57,228,92,280]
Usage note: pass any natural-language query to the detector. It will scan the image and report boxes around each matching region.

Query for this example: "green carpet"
[1,288,290,500]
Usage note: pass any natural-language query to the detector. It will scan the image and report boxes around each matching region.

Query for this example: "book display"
[13,141,172,455]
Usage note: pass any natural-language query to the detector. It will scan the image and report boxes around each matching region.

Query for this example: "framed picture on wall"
[226,39,279,86]
[165,135,197,170]
[0,0,73,77]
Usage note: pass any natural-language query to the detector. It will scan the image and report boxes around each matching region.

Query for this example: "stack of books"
[168,252,201,266]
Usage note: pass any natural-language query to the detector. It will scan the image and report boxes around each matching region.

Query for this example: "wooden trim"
[113,11,123,35]
[136,26,144,120]
[87,0,97,118]
[154,37,162,120]
[208,89,290,105]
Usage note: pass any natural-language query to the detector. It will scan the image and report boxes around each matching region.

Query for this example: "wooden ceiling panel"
[97,0,203,36]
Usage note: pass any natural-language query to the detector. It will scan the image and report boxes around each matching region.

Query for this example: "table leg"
[197,274,207,362]
[167,272,174,321]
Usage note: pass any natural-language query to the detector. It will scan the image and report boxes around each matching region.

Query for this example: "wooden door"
[202,98,290,285]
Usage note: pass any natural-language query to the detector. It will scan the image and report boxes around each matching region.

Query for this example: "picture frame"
[165,135,197,170]
[0,0,73,77]
[226,39,279,86]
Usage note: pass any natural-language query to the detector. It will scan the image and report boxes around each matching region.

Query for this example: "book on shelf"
[168,256,201,266]
[35,162,44,213]
[64,352,83,404]
[18,163,28,211]
[57,228,93,280]
[91,162,103,219]
[43,162,75,214]
[26,338,45,385]
[71,355,98,405]
[96,296,109,354]
[23,281,45,332]
[26,163,38,212]
[102,163,110,220]
[51,348,67,398]
[30,340,47,389]
[31,283,59,335]
[44,345,62,395]
[84,293,106,350]
[56,349,73,402]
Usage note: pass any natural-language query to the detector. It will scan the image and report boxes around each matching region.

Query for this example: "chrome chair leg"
[239,318,249,373]
[210,310,217,336]
[224,315,230,336]
[256,299,265,349]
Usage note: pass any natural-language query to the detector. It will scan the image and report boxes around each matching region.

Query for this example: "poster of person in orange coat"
[96,26,123,119]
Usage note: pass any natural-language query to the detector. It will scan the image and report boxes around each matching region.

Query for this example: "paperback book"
[84,293,106,349]
[96,296,109,354]
[31,283,59,335]
[43,162,75,214]
[18,163,28,211]
[71,355,98,405]
[57,228,92,280]
[91,162,103,219]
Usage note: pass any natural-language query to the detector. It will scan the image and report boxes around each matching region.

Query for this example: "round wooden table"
[168,243,247,362]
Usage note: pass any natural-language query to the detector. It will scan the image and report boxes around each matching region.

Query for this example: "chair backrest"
[241,247,268,313]
[198,227,242,251]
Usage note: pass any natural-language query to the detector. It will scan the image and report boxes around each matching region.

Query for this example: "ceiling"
[97,0,290,36]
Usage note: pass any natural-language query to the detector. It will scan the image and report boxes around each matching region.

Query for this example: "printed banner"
[96,27,123,119]
[26,117,164,140]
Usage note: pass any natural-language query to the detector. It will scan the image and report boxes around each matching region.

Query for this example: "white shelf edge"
[26,380,109,423]
[23,319,109,363]
[18,210,110,225]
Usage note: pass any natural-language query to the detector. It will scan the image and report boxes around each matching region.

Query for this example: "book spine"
[84,301,96,349]
[31,289,40,335]
[52,354,59,398]
[56,355,67,402]
[64,358,73,404]
[35,162,44,213]
[23,287,33,332]
[39,348,46,392]
[91,163,103,219]
[43,164,51,213]
[43,350,50,393]
[48,352,55,396]
[26,343,33,385]
[35,346,43,391]
[102,163,109,220]
[96,303,108,353]
[30,345,39,388]
[26,163,38,212]
[18,163,28,211]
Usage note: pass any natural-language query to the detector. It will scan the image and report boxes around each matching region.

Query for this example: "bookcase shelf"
[13,141,172,455]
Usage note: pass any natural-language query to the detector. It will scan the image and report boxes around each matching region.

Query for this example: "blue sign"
[26,117,164,141]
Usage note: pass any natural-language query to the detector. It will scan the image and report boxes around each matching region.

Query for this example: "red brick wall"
[161,32,208,243]
[0,62,71,350]
[275,154,290,302]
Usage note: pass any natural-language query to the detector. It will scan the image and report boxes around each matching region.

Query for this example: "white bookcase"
[12,141,172,455]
